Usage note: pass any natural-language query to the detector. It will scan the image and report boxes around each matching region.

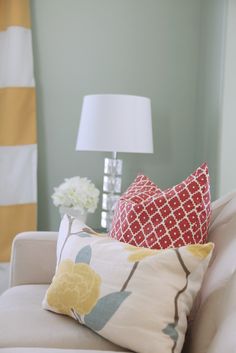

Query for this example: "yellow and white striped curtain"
[0,0,37,262]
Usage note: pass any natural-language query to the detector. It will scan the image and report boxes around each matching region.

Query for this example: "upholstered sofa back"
[186,190,236,353]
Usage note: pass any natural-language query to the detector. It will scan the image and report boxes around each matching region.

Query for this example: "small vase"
[59,206,87,223]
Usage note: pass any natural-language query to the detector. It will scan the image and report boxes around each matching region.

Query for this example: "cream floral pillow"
[43,215,213,353]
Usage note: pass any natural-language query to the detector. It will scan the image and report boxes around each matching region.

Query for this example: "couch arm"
[10,231,58,287]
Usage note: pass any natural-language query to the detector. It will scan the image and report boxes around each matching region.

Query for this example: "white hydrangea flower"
[51,177,100,214]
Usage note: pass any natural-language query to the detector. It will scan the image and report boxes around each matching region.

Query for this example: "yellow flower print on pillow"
[125,244,158,262]
[187,243,213,259]
[47,259,101,316]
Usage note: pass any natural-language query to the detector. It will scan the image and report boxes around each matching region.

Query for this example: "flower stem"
[120,261,139,292]
[58,216,73,265]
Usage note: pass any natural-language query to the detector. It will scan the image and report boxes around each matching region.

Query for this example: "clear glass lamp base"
[101,155,122,231]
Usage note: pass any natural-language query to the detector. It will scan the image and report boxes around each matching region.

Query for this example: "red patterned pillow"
[109,163,211,249]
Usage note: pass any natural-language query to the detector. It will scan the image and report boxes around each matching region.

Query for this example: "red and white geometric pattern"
[109,163,211,249]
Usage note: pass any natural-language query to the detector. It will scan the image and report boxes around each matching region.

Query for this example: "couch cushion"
[187,271,236,353]
[191,191,236,313]
[0,284,124,351]
[109,163,211,249]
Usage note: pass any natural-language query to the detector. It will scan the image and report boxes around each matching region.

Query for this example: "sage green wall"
[218,0,236,196]
[194,0,227,200]
[31,0,204,231]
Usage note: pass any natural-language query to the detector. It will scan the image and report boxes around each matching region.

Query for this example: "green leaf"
[84,291,131,331]
[75,245,92,264]
[162,323,179,342]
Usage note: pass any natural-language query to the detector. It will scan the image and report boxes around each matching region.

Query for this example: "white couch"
[1,191,236,353]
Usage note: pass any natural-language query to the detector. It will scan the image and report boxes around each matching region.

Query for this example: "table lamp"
[76,94,153,230]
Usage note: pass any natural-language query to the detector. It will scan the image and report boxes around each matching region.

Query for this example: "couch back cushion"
[186,190,236,353]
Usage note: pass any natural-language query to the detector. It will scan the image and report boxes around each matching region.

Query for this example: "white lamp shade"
[76,94,153,153]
